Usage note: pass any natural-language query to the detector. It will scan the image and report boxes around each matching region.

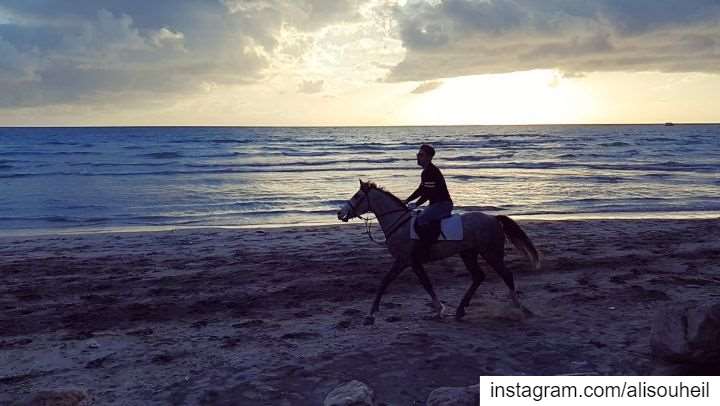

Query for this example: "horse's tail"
[496,215,541,270]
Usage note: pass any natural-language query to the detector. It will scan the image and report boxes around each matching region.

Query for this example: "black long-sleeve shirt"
[406,163,452,206]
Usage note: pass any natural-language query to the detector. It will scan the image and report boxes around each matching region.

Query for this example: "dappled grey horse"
[337,180,541,324]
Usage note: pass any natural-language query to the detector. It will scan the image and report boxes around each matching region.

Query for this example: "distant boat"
[664,122,675,126]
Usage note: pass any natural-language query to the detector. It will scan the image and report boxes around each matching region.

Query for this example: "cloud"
[298,79,324,93]
[150,27,186,50]
[411,80,443,93]
[387,0,720,81]
[0,1,365,109]
[222,0,363,32]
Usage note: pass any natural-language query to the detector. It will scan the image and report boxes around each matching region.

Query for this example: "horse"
[337,180,541,325]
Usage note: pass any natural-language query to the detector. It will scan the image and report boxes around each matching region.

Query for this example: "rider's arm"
[414,169,437,206]
[405,184,422,203]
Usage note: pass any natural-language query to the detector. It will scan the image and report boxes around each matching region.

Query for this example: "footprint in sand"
[233,319,265,328]
[336,320,352,329]
[281,332,321,340]
[342,308,363,316]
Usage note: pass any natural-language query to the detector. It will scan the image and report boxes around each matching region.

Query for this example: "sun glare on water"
[402,70,597,125]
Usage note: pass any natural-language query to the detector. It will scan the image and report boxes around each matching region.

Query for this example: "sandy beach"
[1,218,719,405]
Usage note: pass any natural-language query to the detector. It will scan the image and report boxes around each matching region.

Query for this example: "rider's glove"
[406,202,417,210]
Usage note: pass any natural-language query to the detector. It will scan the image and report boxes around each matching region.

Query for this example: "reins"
[347,189,412,246]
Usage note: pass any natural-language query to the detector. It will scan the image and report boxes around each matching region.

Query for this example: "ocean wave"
[84,217,110,223]
[449,175,499,181]
[640,137,674,142]
[0,151,99,156]
[323,199,349,207]
[445,161,718,172]
[240,208,337,216]
[195,152,247,158]
[599,142,631,147]
[455,205,506,212]
[64,205,109,210]
[558,175,627,183]
[281,151,335,157]
[0,173,33,179]
[519,204,720,216]
[641,173,674,178]
[547,197,667,205]
[485,140,513,147]
[210,139,253,144]
[184,157,401,169]
[125,209,336,223]
[445,153,516,161]
[40,141,94,147]
[79,162,176,168]
[3,157,716,179]
[0,215,87,223]
[140,152,184,159]
[42,141,81,146]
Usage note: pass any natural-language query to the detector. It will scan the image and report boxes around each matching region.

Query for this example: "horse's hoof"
[363,316,375,326]
[439,302,454,317]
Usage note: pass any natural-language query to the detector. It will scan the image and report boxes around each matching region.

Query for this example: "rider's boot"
[411,222,436,267]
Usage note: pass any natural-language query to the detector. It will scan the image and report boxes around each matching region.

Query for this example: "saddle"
[410,213,463,241]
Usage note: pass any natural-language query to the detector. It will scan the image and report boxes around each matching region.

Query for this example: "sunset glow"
[1,1,719,126]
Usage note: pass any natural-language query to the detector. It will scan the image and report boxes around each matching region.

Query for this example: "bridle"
[345,188,413,245]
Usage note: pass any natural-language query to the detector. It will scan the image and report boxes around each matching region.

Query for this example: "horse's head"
[337,179,373,222]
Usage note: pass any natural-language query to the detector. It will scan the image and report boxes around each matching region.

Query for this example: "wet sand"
[1,219,719,404]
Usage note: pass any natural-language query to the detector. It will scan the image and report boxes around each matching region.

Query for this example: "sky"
[1,0,719,126]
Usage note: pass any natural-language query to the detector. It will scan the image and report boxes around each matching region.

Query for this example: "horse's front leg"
[364,259,408,325]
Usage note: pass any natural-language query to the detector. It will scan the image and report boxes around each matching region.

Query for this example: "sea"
[1,125,718,235]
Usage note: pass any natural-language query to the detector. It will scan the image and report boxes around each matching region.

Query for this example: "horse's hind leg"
[456,250,485,320]
[481,246,534,317]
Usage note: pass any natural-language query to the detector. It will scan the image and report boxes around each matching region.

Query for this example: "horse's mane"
[365,182,406,208]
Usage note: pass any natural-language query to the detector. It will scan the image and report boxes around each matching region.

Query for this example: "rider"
[404,144,453,263]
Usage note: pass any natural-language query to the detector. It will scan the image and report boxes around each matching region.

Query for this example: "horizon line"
[1,122,719,129]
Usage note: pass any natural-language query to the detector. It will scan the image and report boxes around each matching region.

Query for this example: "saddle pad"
[410,213,463,241]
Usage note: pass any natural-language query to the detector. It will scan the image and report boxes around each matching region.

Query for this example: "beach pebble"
[426,384,479,406]
[324,380,376,406]
[651,302,720,366]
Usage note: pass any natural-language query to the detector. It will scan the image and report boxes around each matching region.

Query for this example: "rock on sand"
[324,380,376,406]
[651,302,720,367]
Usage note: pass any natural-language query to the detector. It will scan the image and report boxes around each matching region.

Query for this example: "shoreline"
[2,218,719,404]
[2,211,719,238]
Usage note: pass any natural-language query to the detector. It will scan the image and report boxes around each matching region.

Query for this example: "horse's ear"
[359,179,367,190]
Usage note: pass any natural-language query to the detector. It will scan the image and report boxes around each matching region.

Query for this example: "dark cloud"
[0,1,363,108]
[388,0,720,81]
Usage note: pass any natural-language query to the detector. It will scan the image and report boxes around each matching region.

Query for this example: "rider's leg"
[410,202,453,316]
[411,201,452,264]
